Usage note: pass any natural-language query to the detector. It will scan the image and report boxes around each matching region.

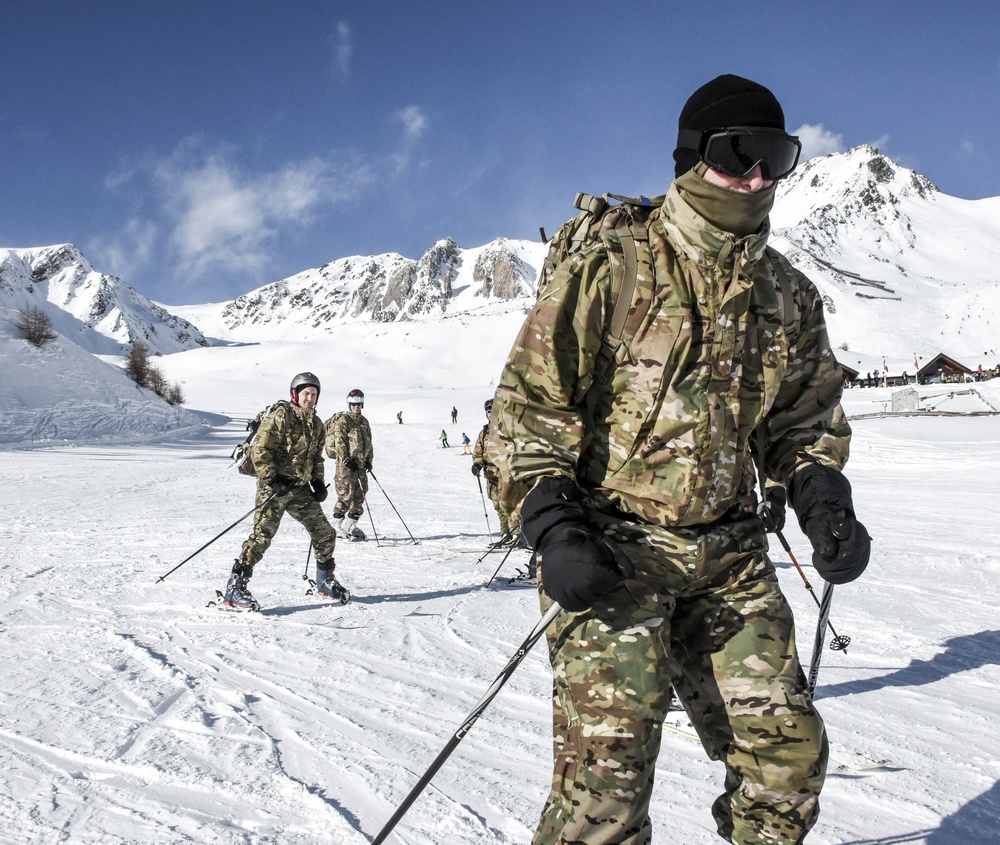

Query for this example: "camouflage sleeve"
[251,405,288,484]
[362,418,374,465]
[491,245,611,490]
[760,259,852,485]
[312,419,326,484]
[472,426,488,465]
[325,413,348,462]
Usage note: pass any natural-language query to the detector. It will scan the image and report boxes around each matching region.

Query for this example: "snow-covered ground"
[2,374,999,844]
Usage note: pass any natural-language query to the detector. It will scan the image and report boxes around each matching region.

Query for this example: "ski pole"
[156,491,278,582]
[476,474,494,544]
[773,529,850,651]
[358,475,381,547]
[484,539,521,586]
[369,601,561,845]
[808,582,836,693]
[303,540,313,581]
[474,525,517,565]
[369,470,418,544]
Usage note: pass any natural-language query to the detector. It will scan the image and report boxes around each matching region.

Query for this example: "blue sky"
[2,1,998,305]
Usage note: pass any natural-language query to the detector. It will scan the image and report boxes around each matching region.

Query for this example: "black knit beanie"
[673,74,785,178]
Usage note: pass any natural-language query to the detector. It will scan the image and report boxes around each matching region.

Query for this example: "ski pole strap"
[369,602,562,844]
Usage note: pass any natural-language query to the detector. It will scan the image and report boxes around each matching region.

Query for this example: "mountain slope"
[0,245,208,355]
[769,146,1000,367]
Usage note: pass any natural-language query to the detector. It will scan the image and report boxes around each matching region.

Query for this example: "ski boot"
[221,571,260,612]
[312,564,350,604]
[343,515,366,542]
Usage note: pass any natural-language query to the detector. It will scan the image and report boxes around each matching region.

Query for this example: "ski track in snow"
[1,399,999,844]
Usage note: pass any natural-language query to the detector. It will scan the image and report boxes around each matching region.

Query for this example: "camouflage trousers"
[238,483,336,572]
[484,468,511,535]
[533,514,827,845]
[333,465,368,519]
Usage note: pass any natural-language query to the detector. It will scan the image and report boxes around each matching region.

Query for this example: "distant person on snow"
[490,74,871,844]
[451,406,458,424]
[325,389,374,542]
[397,410,403,424]
[223,372,346,609]
[461,432,472,454]
[440,429,449,448]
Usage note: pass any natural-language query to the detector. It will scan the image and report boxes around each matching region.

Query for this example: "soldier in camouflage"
[472,399,513,542]
[224,372,344,610]
[325,388,374,542]
[490,75,871,844]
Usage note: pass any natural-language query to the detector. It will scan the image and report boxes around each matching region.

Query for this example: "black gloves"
[310,480,329,502]
[344,458,359,472]
[757,485,787,533]
[268,475,297,496]
[364,459,372,472]
[789,464,871,584]
[471,463,483,477]
[520,478,634,612]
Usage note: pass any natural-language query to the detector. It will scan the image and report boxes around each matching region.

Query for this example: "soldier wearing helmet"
[325,389,374,542]
[223,372,348,609]
[472,398,516,545]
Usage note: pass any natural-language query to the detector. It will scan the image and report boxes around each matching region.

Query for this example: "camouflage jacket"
[324,411,374,467]
[251,402,326,487]
[489,181,851,529]
[473,423,501,480]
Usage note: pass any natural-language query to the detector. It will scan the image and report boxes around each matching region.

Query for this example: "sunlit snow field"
[2,371,999,844]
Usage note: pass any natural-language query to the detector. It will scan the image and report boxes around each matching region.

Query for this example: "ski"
[206,589,260,613]
[828,757,893,775]
[503,567,537,587]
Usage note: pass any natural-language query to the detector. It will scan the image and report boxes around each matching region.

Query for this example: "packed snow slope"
[1,372,999,843]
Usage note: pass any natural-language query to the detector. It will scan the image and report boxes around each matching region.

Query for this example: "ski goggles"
[678,126,802,180]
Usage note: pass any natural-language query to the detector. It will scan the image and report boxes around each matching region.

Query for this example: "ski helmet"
[290,372,321,404]
[347,389,365,409]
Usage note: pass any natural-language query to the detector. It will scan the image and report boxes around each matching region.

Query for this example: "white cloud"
[396,105,427,143]
[154,144,376,281]
[330,21,352,79]
[390,105,429,174]
[95,107,428,289]
[791,123,845,162]
[89,218,158,284]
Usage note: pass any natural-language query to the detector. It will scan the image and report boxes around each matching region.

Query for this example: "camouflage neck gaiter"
[673,162,776,237]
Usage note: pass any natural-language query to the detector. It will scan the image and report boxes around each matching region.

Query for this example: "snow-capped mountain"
[769,145,1000,367]
[176,237,544,342]
[0,244,208,355]
[3,144,1000,442]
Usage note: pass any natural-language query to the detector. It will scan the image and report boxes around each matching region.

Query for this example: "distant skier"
[440,429,450,448]
[396,410,403,424]
[325,389,374,542]
[461,432,471,454]
[222,372,346,610]
[451,406,458,424]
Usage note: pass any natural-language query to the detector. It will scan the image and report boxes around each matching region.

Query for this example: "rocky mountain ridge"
[4,145,1000,361]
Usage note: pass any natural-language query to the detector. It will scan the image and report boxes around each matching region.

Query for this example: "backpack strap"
[593,195,660,384]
